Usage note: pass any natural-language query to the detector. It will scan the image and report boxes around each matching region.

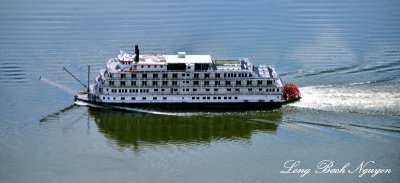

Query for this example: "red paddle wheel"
[283,83,301,102]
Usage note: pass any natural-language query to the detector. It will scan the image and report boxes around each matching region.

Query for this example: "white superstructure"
[79,45,284,109]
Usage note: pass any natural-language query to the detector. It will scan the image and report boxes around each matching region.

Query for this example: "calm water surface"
[1,0,399,182]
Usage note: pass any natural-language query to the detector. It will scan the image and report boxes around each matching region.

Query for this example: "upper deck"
[106,47,279,80]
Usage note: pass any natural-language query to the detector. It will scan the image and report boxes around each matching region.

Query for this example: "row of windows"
[192,96,238,100]
[111,88,152,93]
[102,96,240,101]
[118,64,166,69]
[109,80,274,86]
[111,72,253,79]
[105,88,279,93]
[103,96,168,101]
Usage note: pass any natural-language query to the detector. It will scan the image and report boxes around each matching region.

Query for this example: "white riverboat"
[75,45,289,109]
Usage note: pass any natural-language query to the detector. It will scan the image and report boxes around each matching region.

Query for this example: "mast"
[87,65,90,93]
[63,67,88,90]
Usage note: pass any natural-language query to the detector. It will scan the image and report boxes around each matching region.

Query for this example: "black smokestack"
[134,45,139,62]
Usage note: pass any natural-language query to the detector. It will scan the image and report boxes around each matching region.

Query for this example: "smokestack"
[134,45,139,62]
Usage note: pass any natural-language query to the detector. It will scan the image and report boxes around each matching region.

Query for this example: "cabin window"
[228,97,232,100]
[234,97,238,99]
[192,97,195,100]
[247,80,252,86]
[194,73,199,78]
[213,97,217,99]
[152,81,157,86]
[204,81,209,86]
[248,88,253,91]
[227,88,231,91]
[277,88,279,92]
[205,73,209,78]
[224,97,227,100]
[148,65,150,68]
[235,88,240,92]
[113,97,116,100]
[163,73,167,78]
[142,81,147,86]
[153,73,158,78]
[236,80,241,86]
[109,81,114,86]
[172,73,177,78]
[182,73,185,77]
[214,88,218,91]
[153,97,157,100]
[225,81,231,86]
[207,97,210,99]
[120,81,125,86]
[131,97,136,100]
[162,81,168,86]
[193,89,197,92]
[267,80,272,85]
[194,81,199,85]
[215,81,220,86]
[141,65,144,68]
[172,81,177,86]
[142,74,147,78]
[142,97,146,100]
[121,97,125,100]
[205,88,210,91]
[132,74,136,78]
[257,80,262,86]
[154,89,158,92]
[259,88,262,91]
[215,73,220,78]
[203,97,206,99]
[173,89,178,92]
[121,74,126,78]
[131,81,136,86]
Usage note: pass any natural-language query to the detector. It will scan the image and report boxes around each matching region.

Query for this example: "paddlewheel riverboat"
[75,45,300,109]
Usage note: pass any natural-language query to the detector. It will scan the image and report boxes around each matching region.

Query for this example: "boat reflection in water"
[89,108,282,150]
